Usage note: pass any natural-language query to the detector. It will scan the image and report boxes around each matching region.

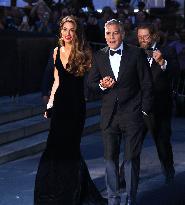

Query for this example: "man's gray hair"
[104,19,125,34]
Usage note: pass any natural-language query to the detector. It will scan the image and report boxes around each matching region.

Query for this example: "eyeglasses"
[138,34,151,40]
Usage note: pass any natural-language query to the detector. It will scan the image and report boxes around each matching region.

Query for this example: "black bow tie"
[110,49,121,56]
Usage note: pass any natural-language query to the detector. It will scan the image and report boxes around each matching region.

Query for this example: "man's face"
[137,28,153,49]
[105,24,124,49]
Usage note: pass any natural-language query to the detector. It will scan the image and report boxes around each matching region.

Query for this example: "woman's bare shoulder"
[53,47,58,54]
[53,47,59,59]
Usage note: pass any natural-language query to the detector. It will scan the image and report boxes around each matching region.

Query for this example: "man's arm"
[87,53,104,93]
[137,49,153,115]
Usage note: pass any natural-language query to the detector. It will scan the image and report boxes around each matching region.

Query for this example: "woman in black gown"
[34,16,107,205]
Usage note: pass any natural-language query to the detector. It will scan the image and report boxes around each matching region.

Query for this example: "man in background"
[136,23,179,184]
[88,19,153,205]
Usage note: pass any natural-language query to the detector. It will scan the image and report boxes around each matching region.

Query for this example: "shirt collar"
[151,42,157,50]
[109,43,123,55]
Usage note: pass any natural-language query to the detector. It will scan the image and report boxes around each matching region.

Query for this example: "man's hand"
[100,76,115,89]
[153,50,165,66]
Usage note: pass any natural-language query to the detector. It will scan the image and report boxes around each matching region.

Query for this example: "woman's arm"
[45,47,59,110]
[47,67,59,109]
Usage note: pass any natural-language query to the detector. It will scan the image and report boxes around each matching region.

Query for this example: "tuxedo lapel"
[117,44,130,82]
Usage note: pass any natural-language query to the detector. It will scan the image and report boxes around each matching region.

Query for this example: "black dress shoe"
[125,196,136,205]
[165,169,175,185]
[164,167,175,185]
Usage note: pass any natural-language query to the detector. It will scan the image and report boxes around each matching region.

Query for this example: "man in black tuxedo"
[88,19,153,205]
[136,24,179,184]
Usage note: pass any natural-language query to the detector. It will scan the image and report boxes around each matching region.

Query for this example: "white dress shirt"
[99,43,123,90]
[109,43,123,80]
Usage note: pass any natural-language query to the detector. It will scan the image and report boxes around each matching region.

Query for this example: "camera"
[145,48,154,58]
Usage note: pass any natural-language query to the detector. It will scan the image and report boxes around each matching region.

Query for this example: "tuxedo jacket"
[149,44,180,116]
[88,43,153,129]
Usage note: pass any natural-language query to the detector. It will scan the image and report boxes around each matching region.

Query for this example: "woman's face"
[61,21,75,44]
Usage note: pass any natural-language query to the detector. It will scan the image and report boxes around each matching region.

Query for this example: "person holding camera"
[136,23,179,184]
[18,15,31,32]
[35,11,52,34]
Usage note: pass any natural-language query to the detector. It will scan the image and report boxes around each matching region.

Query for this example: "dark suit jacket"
[88,43,153,129]
[150,44,180,116]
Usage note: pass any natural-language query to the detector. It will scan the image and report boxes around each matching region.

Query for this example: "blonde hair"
[58,15,92,77]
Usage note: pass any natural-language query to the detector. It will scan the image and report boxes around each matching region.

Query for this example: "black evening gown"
[34,48,107,205]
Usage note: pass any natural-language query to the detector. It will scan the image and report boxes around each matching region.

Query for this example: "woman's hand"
[44,107,53,118]
[44,111,48,118]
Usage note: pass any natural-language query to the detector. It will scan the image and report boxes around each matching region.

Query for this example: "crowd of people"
[35,2,184,204]
[34,12,183,204]
[0,1,184,205]
[0,1,185,83]
[0,0,184,43]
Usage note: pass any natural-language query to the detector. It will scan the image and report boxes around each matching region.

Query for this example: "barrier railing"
[0,34,106,97]
[0,32,56,97]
